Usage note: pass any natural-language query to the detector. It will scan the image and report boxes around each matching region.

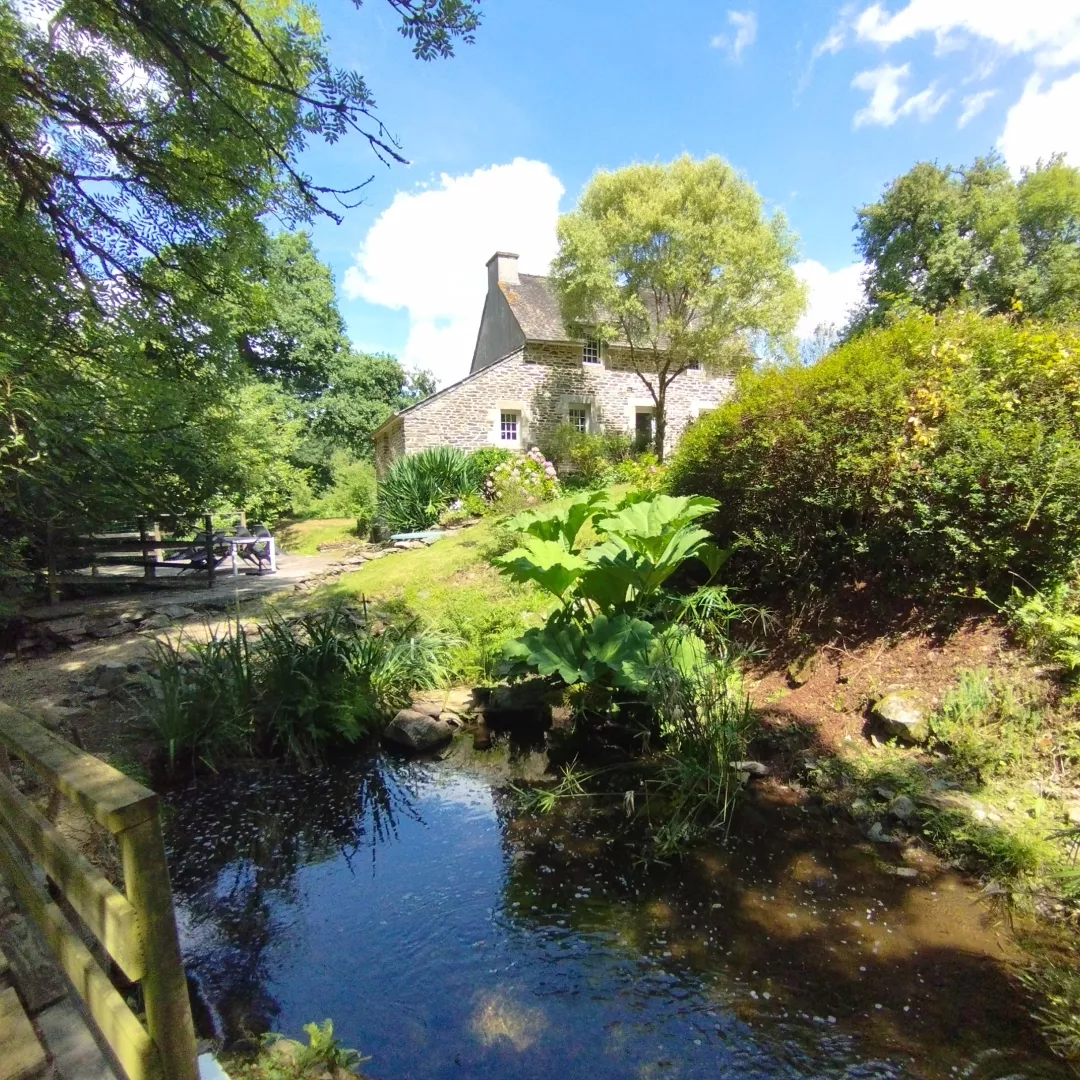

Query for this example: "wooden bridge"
[0,703,199,1080]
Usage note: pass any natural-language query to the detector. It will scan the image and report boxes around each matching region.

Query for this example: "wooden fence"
[0,703,199,1080]
[45,514,276,602]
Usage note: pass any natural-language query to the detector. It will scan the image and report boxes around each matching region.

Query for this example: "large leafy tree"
[854,153,1080,328]
[551,155,805,460]
[1,0,480,298]
[0,0,468,590]
[239,232,351,399]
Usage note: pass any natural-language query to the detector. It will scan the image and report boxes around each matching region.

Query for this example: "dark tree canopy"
[854,153,1080,329]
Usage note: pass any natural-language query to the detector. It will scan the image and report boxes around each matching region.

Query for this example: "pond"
[164,734,1067,1080]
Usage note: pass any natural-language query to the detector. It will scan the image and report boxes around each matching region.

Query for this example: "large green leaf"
[598,494,719,560]
[696,541,731,581]
[501,618,588,684]
[583,612,657,689]
[507,490,614,550]
[493,538,588,598]
[580,542,649,609]
[652,625,710,678]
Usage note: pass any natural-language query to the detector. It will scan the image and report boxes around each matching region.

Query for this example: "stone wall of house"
[374,415,405,477]
[383,344,733,464]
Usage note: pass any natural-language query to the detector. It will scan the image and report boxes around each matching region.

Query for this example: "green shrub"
[611,451,666,493]
[481,449,559,513]
[379,446,474,532]
[928,668,1042,781]
[667,312,1080,599]
[466,447,514,488]
[493,491,729,692]
[1002,582,1080,680]
[540,425,633,487]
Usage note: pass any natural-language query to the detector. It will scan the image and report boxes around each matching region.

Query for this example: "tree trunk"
[654,380,668,462]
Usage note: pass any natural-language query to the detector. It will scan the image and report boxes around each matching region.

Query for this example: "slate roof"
[499,273,673,346]
[499,274,568,341]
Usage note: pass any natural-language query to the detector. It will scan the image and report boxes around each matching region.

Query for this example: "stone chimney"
[486,250,519,289]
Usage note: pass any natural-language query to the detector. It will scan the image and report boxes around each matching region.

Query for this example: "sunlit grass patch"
[277,518,360,555]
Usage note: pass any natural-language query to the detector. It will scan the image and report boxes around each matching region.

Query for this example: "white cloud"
[997,72,1080,174]
[957,89,996,126]
[852,63,948,126]
[852,1,1080,68]
[343,159,564,386]
[794,260,867,338]
[711,10,758,61]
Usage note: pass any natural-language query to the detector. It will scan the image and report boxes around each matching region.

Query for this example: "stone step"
[0,984,48,1080]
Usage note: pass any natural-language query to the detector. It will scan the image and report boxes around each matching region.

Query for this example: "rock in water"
[871,692,929,743]
[384,709,455,751]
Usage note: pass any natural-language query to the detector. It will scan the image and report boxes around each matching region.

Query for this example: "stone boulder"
[871,691,930,743]
[384,708,455,751]
[90,660,127,690]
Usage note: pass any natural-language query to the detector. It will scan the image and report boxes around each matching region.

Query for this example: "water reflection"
[164,737,1068,1079]
[166,758,424,1035]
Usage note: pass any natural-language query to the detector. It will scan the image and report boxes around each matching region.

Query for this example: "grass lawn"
[317,488,628,683]
[321,514,552,683]
[277,518,360,556]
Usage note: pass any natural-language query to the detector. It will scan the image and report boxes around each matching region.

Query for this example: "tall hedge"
[667,313,1080,598]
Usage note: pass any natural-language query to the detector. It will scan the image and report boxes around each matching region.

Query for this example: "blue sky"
[299,0,1080,384]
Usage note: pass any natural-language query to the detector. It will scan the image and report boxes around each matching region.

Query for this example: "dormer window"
[582,337,602,365]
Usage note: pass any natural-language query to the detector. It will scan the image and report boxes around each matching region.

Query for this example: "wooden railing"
[0,703,198,1080]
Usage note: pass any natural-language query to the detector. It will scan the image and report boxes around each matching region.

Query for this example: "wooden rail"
[0,703,198,1080]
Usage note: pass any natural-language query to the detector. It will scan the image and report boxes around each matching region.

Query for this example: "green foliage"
[2,0,479,301]
[143,605,455,770]
[855,154,1080,330]
[292,452,377,533]
[481,449,559,512]
[1002,583,1080,681]
[493,492,727,692]
[928,669,1042,782]
[230,1018,369,1080]
[466,447,515,488]
[667,312,1080,599]
[552,154,806,456]
[1021,964,1080,1063]
[378,447,475,532]
[646,661,757,854]
[540,425,633,487]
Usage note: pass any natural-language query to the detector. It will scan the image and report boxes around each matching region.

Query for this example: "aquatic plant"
[645,658,757,855]
[228,1018,370,1079]
[142,604,456,770]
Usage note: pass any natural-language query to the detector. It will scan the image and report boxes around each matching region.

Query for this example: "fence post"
[204,514,214,589]
[117,817,199,1080]
[139,517,153,581]
[45,520,59,605]
[153,521,164,569]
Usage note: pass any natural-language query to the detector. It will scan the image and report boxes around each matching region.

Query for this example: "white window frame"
[582,337,602,365]
[499,410,520,444]
[568,405,589,434]
[686,356,702,371]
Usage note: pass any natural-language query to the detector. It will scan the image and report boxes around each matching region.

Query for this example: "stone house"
[373,251,733,476]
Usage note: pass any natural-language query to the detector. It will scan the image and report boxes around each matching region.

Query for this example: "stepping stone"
[36,998,118,1080]
[0,916,66,1013]
[0,985,47,1080]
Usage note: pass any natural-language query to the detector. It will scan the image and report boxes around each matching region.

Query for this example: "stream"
[163,732,1068,1079]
